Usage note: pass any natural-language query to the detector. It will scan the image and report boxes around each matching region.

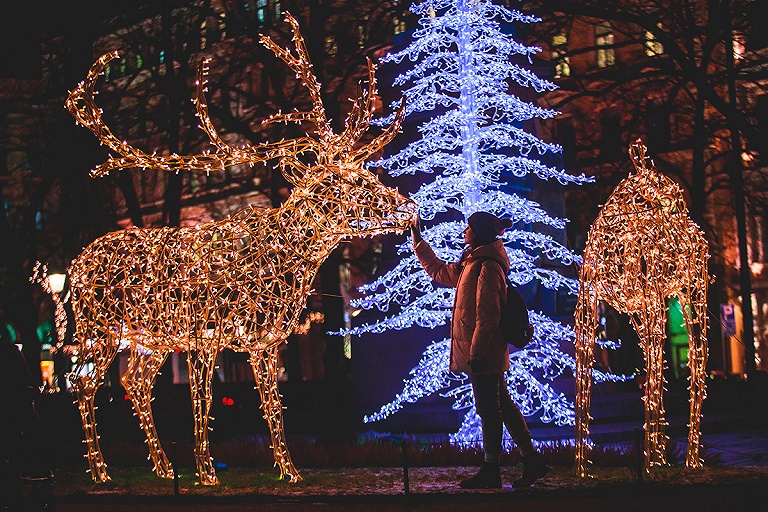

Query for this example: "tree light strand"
[339,0,627,446]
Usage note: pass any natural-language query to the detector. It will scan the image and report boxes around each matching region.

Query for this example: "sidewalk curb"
[53,480,767,505]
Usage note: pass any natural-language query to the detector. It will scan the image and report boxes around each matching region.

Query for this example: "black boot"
[459,461,502,489]
[512,452,549,488]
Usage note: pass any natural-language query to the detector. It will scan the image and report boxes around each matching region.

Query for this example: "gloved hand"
[468,355,487,373]
[410,217,422,245]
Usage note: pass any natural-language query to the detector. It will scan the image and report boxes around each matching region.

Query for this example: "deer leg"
[636,304,669,469]
[187,349,219,485]
[682,294,708,468]
[71,327,118,483]
[121,347,173,478]
[574,292,599,477]
[250,346,302,482]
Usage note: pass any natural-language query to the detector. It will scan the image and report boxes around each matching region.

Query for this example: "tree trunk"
[116,170,145,227]
[161,0,183,227]
[725,5,757,379]
[690,81,706,225]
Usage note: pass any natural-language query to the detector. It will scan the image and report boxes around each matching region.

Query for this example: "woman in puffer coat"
[411,211,549,489]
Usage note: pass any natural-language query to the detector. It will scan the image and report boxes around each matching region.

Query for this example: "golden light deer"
[64,13,416,485]
[574,140,709,476]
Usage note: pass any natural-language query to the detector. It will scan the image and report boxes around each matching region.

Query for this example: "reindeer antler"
[66,12,404,178]
[258,13,333,140]
[261,17,406,162]
[192,56,316,167]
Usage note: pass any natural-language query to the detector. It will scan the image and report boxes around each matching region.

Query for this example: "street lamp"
[47,273,66,294]
[41,270,68,351]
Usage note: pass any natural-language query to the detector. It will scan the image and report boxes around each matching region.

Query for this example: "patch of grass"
[52,434,724,473]
[49,433,761,499]
[51,465,768,498]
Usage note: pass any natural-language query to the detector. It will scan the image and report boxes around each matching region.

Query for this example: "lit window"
[644,24,664,56]
[755,215,765,263]
[273,1,281,22]
[733,33,745,61]
[257,0,267,24]
[359,16,368,48]
[219,13,227,39]
[595,22,615,68]
[552,33,570,78]
[200,19,207,49]
[394,17,406,35]
[325,35,338,57]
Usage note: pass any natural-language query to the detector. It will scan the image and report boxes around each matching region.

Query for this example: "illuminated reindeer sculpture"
[64,13,416,485]
[574,140,709,476]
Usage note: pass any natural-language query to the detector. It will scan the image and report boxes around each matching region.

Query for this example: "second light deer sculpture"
[573,141,708,476]
[64,13,416,485]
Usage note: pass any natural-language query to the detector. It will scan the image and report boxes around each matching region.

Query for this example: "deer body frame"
[573,141,709,476]
[65,13,416,485]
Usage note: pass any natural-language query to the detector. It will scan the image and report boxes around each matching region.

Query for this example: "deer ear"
[280,162,306,186]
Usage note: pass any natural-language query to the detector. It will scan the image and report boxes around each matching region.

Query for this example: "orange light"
[574,140,709,476]
[63,13,414,486]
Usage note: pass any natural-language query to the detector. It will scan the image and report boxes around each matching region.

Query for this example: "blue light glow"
[337,0,628,448]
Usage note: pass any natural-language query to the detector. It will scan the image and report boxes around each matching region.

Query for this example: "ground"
[24,464,768,512]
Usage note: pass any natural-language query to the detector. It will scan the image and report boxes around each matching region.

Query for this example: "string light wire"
[574,140,709,476]
[63,13,416,485]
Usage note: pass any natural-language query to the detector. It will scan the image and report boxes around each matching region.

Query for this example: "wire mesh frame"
[63,13,416,485]
[574,140,709,476]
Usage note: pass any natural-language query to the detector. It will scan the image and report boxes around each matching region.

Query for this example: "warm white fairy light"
[293,311,325,336]
[574,140,709,476]
[64,13,415,485]
[31,262,69,354]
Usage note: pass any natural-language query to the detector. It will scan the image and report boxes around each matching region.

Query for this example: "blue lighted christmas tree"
[342,0,625,448]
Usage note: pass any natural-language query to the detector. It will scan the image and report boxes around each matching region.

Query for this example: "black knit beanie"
[468,211,513,246]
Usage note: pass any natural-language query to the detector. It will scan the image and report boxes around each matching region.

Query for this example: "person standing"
[411,211,549,489]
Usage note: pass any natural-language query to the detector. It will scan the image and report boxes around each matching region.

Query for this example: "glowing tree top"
[343,0,626,446]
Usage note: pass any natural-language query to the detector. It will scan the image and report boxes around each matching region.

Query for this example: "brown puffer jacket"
[414,238,511,375]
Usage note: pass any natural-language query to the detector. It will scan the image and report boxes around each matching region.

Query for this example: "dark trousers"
[471,373,535,462]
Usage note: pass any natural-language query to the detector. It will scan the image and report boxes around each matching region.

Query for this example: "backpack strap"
[477,257,509,303]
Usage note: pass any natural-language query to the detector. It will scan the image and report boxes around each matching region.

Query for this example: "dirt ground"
[17,464,768,512]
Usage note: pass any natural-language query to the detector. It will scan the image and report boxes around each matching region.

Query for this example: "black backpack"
[501,278,534,349]
[483,259,534,349]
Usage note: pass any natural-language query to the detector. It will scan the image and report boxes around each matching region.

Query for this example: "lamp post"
[45,272,69,392]
[46,273,68,351]
[30,262,70,391]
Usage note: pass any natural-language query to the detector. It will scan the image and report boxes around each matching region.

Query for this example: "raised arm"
[413,239,462,288]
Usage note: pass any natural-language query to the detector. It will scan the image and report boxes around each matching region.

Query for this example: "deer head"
[65,13,416,234]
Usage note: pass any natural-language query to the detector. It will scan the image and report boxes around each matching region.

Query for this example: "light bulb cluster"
[574,140,709,476]
[31,262,70,354]
[293,311,325,335]
[64,13,415,485]
[338,0,630,449]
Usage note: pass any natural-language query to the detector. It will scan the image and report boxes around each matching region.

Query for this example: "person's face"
[464,225,475,246]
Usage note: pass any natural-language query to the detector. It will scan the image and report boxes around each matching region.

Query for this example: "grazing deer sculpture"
[64,13,416,485]
[574,140,708,476]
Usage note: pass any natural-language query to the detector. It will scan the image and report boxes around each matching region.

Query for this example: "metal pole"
[172,441,179,496]
[402,438,410,495]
